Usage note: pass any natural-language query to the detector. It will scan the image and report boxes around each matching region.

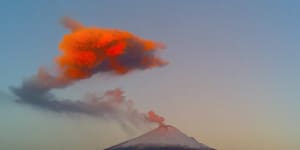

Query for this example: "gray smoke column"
[11,83,150,129]
[10,17,167,129]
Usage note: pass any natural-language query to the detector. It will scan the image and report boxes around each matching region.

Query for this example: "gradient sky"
[1,1,300,150]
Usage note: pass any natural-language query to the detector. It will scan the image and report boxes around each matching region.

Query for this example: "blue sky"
[1,1,300,150]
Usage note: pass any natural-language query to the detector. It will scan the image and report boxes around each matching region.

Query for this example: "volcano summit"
[105,125,216,150]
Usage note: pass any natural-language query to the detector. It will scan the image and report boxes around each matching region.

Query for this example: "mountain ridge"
[105,125,215,150]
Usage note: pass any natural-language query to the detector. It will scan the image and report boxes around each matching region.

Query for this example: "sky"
[1,0,300,150]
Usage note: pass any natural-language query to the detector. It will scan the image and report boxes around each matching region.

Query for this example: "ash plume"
[57,16,167,82]
[10,17,167,129]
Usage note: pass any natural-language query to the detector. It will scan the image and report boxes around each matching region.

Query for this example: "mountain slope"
[105,125,215,150]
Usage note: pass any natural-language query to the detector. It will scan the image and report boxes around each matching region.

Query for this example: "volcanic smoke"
[10,17,167,129]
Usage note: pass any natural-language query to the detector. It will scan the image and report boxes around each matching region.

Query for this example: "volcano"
[105,125,216,150]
